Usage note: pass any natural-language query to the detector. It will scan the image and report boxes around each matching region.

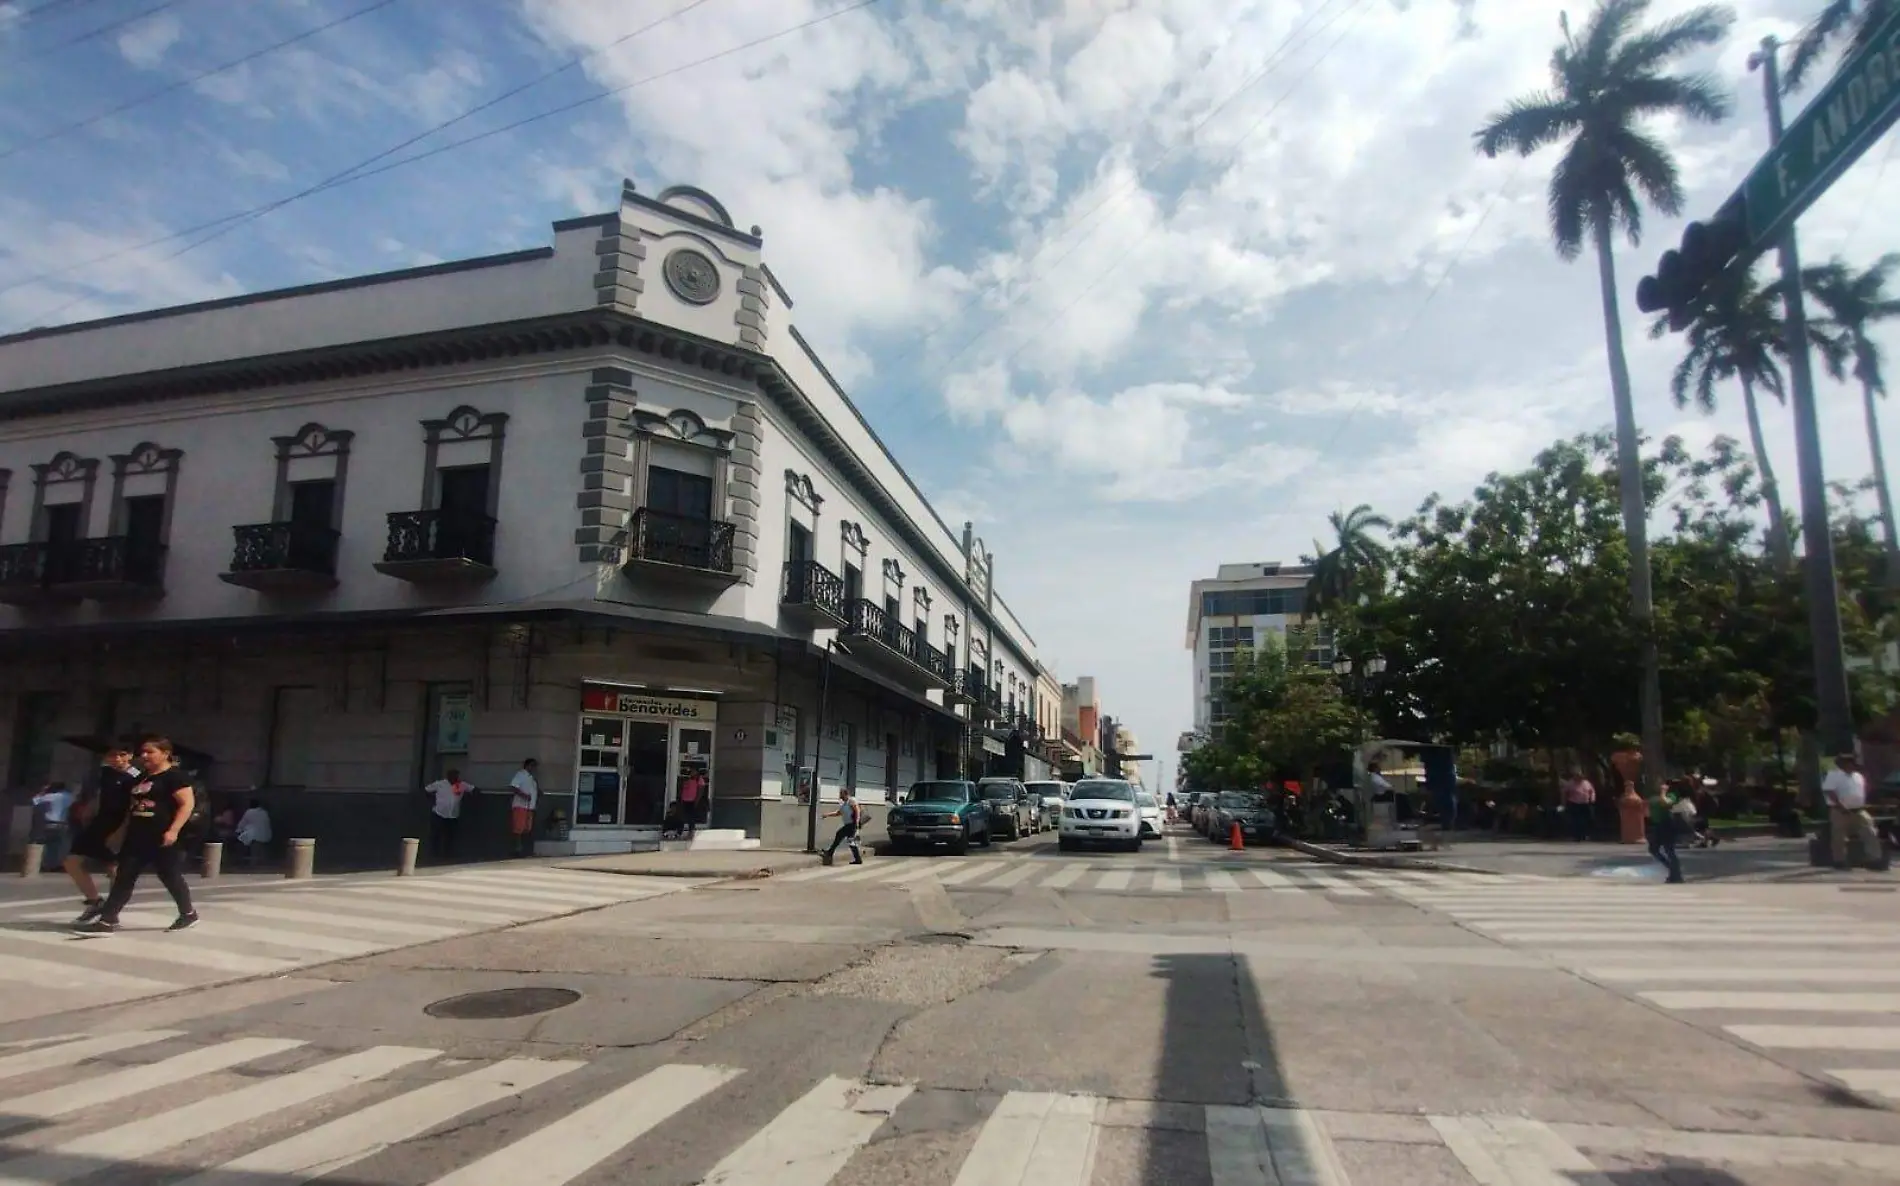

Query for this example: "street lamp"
[804,638,851,853]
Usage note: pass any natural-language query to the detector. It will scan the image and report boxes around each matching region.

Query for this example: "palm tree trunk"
[1593,215,1666,798]
[1741,375,1794,571]
[1859,371,1900,578]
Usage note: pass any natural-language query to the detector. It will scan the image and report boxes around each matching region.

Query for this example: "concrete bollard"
[285,838,315,880]
[19,842,44,878]
[398,836,419,877]
[200,842,222,880]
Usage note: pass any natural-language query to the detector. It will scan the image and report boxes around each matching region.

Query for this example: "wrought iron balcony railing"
[781,558,847,624]
[629,507,735,573]
[383,509,497,567]
[229,521,340,577]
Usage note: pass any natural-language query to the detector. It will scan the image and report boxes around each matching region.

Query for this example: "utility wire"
[0,0,402,162]
[9,0,190,64]
[4,0,875,326]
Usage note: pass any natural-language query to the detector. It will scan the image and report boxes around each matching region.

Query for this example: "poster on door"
[437,692,472,754]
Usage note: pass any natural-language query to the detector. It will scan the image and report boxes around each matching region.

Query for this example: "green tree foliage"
[1181,634,1365,792]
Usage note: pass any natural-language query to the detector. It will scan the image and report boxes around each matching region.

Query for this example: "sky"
[0,0,1895,787]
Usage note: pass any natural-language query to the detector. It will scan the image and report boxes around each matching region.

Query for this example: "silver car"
[1025,780,1067,835]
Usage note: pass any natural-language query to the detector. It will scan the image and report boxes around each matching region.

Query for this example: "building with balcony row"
[0,181,1067,861]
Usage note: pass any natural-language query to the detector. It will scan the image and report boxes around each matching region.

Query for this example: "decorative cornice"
[109,441,183,477]
[423,405,508,443]
[840,520,868,553]
[273,422,354,459]
[882,558,905,586]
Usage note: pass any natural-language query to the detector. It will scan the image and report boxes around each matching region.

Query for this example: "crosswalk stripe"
[20,911,388,958]
[1152,870,1183,893]
[1831,1068,1900,1100]
[1203,869,1242,894]
[2,1036,306,1120]
[1483,932,1891,946]
[1726,1025,1900,1050]
[935,863,1002,886]
[827,862,897,883]
[1,927,297,975]
[334,882,595,914]
[981,863,1042,889]
[1587,966,1900,983]
[216,901,465,939]
[704,1076,912,1185]
[879,862,950,885]
[952,1091,1099,1186]
[419,876,633,907]
[1312,876,1371,898]
[1093,869,1132,891]
[427,1061,743,1185]
[773,864,845,883]
[0,1030,181,1085]
[0,951,173,994]
[1040,864,1091,889]
[1249,869,1302,892]
[1640,990,1900,1011]
[175,1057,584,1186]
[437,870,634,893]
[318,887,537,923]
[2,1046,442,1185]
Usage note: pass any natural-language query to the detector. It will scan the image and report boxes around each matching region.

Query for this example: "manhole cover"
[911,932,970,946]
[424,987,581,1020]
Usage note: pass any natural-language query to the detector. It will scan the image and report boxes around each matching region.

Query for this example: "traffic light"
[1635,192,1750,332]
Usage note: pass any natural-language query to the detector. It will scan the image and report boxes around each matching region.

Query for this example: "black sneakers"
[70,900,104,926]
[73,919,118,935]
[167,913,199,932]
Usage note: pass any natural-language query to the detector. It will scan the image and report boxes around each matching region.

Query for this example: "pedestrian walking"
[1560,769,1596,842]
[64,741,138,925]
[509,759,539,858]
[1823,752,1885,871]
[75,736,198,934]
[30,782,74,872]
[1646,780,1684,884]
[423,768,474,862]
[676,767,705,838]
[820,788,863,866]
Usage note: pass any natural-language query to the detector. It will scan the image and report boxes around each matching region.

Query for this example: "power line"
[9,0,191,64]
[4,0,877,327]
[0,0,402,162]
[11,0,106,21]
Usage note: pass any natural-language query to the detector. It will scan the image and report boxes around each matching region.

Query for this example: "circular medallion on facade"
[664,248,721,305]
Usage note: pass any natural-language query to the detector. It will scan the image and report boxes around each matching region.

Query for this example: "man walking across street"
[1646,780,1685,884]
[821,787,863,866]
[75,736,198,934]
[64,740,138,925]
[509,758,539,858]
[1824,752,1886,871]
[424,768,474,862]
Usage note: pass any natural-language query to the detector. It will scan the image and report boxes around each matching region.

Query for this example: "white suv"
[1059,778,1143,853]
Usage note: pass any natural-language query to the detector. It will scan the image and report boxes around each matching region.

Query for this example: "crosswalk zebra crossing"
[774,855,1551,899]
[1,1028,1892,1184]
[1386,877,1900,1105]
[0,868,692,1024]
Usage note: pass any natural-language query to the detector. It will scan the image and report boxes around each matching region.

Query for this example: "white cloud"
[0,198,243,329]
[117,13,182,70]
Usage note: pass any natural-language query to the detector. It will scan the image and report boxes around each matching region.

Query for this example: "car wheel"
[1128,839,1143,853]
[951,832,969,855]
[978,825,993,848]
[1058,836,1075,852]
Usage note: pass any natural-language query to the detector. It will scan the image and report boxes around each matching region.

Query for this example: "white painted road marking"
[704,1076,912,1185]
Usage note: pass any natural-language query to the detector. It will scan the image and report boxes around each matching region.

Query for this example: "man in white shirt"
[235,799,273,865]
[31,783,75,872]
[1823,752,1884,870]
[509,759,539,858]
[423,768,474,862]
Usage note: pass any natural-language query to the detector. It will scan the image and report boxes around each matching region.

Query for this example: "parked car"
[886,780,992,855]
[1135,791,1164,838]
[1059,778,1143,852]
[1191,792,1217,836]
[977,777,1032,840]
[1026,781,1068,834]
[1208,790,1276,844]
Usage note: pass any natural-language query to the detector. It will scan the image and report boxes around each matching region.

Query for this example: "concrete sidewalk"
[560,848,822,879]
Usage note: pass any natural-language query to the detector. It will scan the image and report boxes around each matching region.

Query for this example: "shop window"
[267,686,319,787]
[7,691,62,788]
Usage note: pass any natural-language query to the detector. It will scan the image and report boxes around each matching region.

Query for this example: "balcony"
[845,598,950,688]
[374,509,496,582]
[220,522,340,592]
[623,507,737,586]
[61,537,167,601]
[945,668,976,705]
[781,559,848,629]
[0,542,77,607]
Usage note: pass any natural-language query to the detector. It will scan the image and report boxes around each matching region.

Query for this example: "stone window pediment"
[785,469,822,512]
[881,558,905,586]
[34,451,99,486]
[274,422,354,460]
[840,521,868,555]
[109,442,182,478]
[913,585,932,613]
[632,407,735,452]
[424,405,509,444]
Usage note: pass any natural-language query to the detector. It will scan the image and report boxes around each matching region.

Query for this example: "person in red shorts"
[509,758,539,858]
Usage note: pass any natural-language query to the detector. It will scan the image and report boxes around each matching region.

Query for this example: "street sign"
[1741,10,1900,248]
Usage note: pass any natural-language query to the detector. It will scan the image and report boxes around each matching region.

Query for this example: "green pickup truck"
[885,780,993,855]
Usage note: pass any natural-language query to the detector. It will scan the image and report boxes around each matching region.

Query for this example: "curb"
[565,862,817,880]
[1287,837,1504,875]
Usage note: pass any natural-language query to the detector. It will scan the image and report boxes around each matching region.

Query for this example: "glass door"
[676,726,713,823]
[575,715,625,826]
[625,722,671,826]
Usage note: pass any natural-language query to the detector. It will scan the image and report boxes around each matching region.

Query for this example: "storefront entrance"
[573,686,718,829]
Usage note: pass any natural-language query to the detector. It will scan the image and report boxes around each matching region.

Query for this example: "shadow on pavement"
[1143,951,1294,1182]
[1584,1167,1749,1184]
[0,1133,392,1185]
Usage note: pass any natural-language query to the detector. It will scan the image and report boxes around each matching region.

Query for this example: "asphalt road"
[2,827,1897,1184]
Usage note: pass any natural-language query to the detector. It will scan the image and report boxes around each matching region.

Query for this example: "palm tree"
[1474,0,1735,792]
[1784,1,1896,92]
[1653,265,1794,569]
[1305,504,1392,615]
[1804,253,1900,565]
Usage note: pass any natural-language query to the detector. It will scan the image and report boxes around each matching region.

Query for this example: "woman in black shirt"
[63,740,138,925]
[75,735,198,934]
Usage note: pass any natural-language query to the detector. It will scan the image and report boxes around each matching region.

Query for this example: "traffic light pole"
[1750,35,1856,759]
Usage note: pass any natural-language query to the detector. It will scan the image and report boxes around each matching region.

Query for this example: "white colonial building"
[0,181,1062,862]
[1184,561,1333,737]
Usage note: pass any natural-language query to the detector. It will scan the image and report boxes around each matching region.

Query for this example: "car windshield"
[1025,782,1065,797]
[1137,793,1157,807]
[980,784,1020,801]
[1218,791,1270,809]
[905,782,970,804]
[1072,781,1135,802]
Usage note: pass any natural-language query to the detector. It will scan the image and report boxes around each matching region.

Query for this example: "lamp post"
[804,638,850,853]
[1332,654,1387,840]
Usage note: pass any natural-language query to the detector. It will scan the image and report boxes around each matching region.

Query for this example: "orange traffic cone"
[1229,820,1244,851]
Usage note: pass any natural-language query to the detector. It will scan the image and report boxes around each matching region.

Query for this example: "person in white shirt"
[423,768,475,862]
[235,799,273,865]
[508,759,539,858]
[31,783,75,872]
[1822,752,1884,870]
